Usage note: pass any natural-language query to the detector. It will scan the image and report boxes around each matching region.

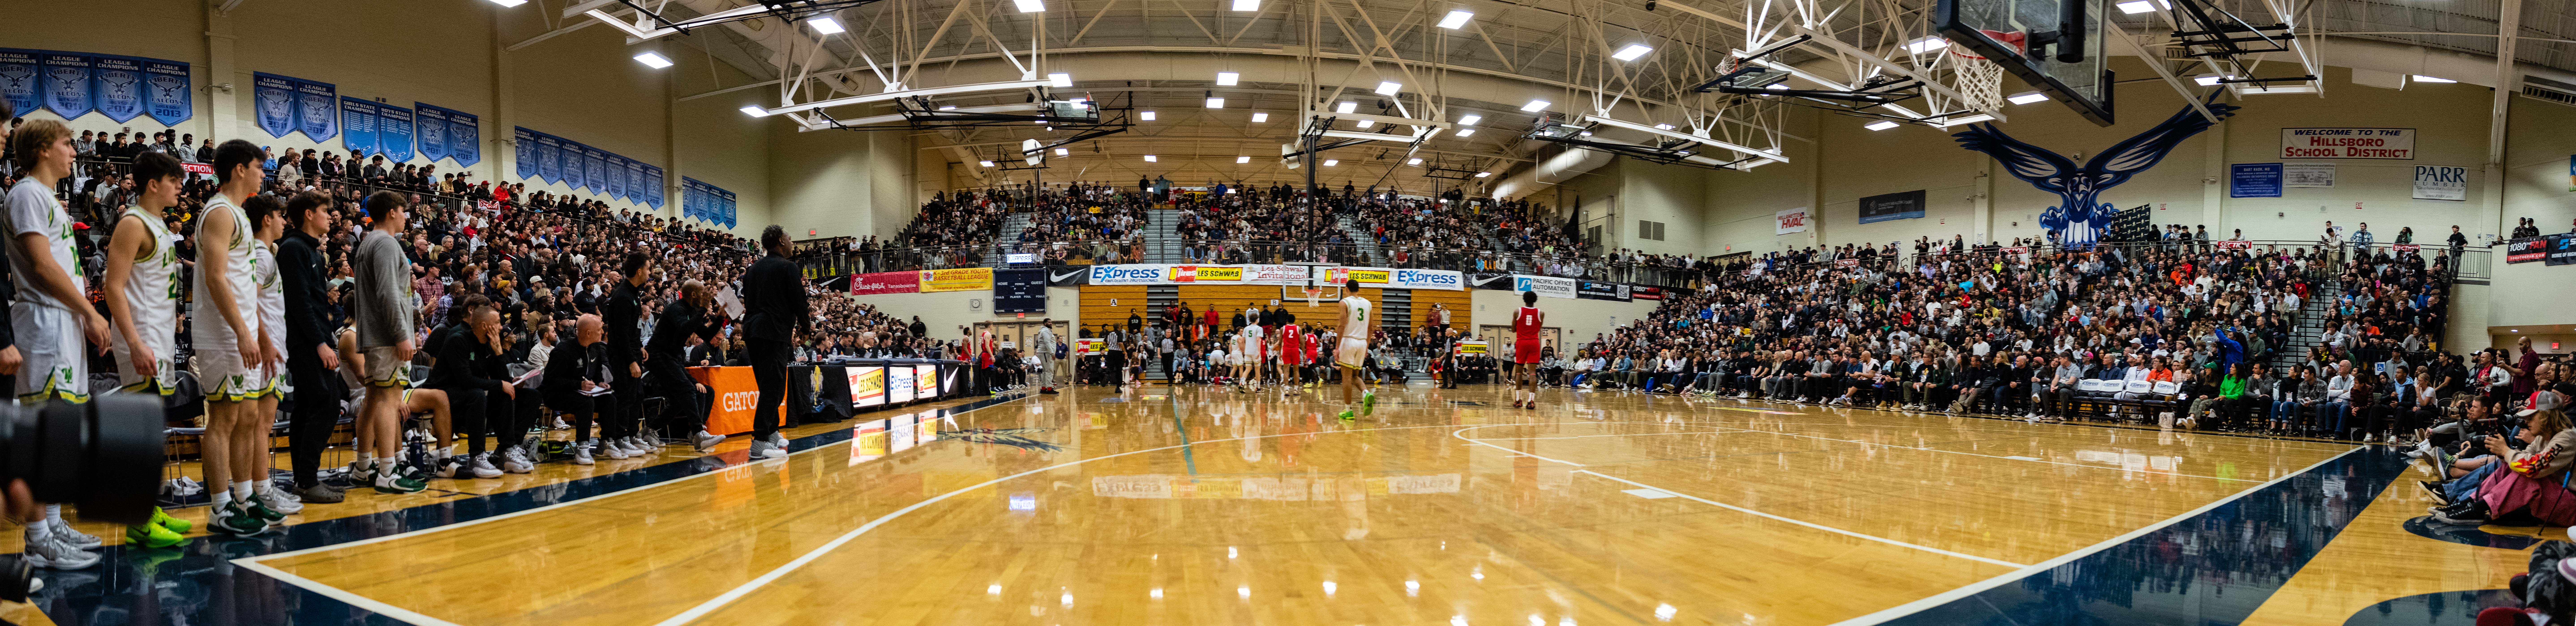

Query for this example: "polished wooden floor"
[178,383,2452,626]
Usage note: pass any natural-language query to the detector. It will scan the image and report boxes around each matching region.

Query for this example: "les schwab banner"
[848,366,886,407]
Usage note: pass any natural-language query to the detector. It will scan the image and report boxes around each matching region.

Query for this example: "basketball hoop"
[1946,45,2006,112]
[1304,289,1322,307]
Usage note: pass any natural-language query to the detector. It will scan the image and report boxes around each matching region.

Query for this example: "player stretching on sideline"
[1334,292,1376,419]
[1510,290,1545,410]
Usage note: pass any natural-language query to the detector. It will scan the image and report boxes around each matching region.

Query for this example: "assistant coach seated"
[546,315,615,464]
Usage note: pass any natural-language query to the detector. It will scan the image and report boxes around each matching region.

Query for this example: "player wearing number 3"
[1334,293,1375,419]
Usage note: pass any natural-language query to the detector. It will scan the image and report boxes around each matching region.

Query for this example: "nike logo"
[1051,270,1086,282]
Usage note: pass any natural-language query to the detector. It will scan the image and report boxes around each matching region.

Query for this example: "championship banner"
[603,153,625,199]
[1171,265,1243,282]
[2281,128,2415,160]
[251,72,298,138]
[625,159,646,203]
[849,366,885,407]
[919,267,995,292]
[294,78,336,141]
[513,127,536,179]
[642,164,664,208]
[449,108,480,167]
[534,132,562,183]
[559,140,586,190]
[375,103,414,162]
[1775,207,1811,234]
[2507,237,2548,264]
[39,53,92,119]
[0,49,38,118]
[134,57,188,126]
[1087,264,1169,285]
[850,271,920,295]
[1244,264,1312,285]
[342,98,381,157]
[88,55,143,123]
[718,186,736,228]
[1511,274,1577,299]
[413,104,449,163]
[1388,268,1464,290]
[586,148,608,194]
[1576,281,1632,302]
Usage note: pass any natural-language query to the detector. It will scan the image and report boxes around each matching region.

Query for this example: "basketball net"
[1304,288,1323,307]
[1947,47,2005,112]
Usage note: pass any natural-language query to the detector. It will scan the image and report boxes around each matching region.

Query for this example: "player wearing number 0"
[1278,323,1304,395]
[1334,293,1375,419]
[1510,290,1545,409]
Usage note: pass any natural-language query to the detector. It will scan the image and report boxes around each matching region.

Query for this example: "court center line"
[1568,470,2030,569]
[647,422,1473,626]
[1822,445,2364,626]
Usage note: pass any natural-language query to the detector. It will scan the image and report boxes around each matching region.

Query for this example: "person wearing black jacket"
[600,253,651,458]
[276,192,343,501]
[546,315,611,465]
[741,226,809,460]
[421,295,511,479]
[650,280,725,451]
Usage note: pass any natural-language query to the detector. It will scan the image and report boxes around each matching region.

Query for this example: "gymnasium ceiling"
[534,0,2576,190]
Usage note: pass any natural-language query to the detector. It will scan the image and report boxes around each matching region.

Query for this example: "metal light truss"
[567,0,884,40]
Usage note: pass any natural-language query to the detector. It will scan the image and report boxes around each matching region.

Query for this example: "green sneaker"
[124,522,187,548]
[244,499,286,522]
[373,471,428,494]
[1337,410,1357,420]
[148,507,191,533]
[209,503,268,536]
[1361,391,1378,416]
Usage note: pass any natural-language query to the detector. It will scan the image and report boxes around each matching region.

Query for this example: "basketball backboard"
[1937,0,2115,126]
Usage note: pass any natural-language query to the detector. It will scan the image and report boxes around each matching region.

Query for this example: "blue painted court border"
[1874,445,2409,626]
[24,393,1031,626]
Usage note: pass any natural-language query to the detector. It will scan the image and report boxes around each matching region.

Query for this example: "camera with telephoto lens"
[0,394,166,601]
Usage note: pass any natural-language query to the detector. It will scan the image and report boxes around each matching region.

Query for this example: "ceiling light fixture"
[1653,123,1675,130]
[1406,158,1423,165]
[1232,0,1258,10]
[1455,128,1475,137]
[979,160,995,167]
[1902,36,1948,55]
[2193,74,2225,86]
[1375,81,1403,96]
[486,0,528,6]
[1141,111,1157,120]
[1865,120,1900,130]
[1612,44,1654,61]
[1054,148,1069,156]
[1144,155,1158,162]
[1457,114,1481,126]
[1216,72,1240,86]
[1438,10,1473,29]
[1049,72,1072,87]
[2413,75,2457,83]
[2006,91,2050,104]
[1356,120,1374,128]
[1012,0,1045,12]
[632,52,673,68]
[1323,159,1338,166]
[1251,112,1269,122]
[1336,102,1358,114]
[1206,97,1225,108]
[1237,156,1252,163]
[2115,0,2153,13]
[806,16,846,34]
[739,105,768,117]
[1475,171,1491,177]
[1520,99,1550,111]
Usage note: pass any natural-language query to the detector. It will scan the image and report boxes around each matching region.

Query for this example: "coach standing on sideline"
[601,253,648,456]
[742,226,807,460]
[277,192,342,503]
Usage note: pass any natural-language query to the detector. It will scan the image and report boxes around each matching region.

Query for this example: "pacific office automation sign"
[1512,275,1577,299]
[2281,128,2415,159]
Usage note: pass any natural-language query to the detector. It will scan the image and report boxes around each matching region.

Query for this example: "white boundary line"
[645,422,1469,626]
[1823,445,2364,626]
[1569,470,2029,568]
[1454,421,2266,483]
[231,394,1035,624]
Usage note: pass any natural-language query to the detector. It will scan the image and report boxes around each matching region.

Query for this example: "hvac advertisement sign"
[1388,269,1464,290]
[1089,264,1169,285]
[1511,275,1577,299]
[2281,128,2414,159]
[1775,207,1811,234]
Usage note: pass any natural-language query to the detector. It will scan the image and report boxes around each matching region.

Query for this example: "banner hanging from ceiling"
[340,97,379,157]
[0,50,39,117]
[88,55,143,123]
[40,53,92,120]
[513,127,536,179]
[252,72,298,138]
[294,77,335,141]
[374,101,412,162]
[413,103,448,163]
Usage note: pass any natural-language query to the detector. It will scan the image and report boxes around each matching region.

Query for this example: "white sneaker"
[23,532,98,569]
[470,453,504,479]
[502,447,536,473]
[692,430,724,451]
[601,441,631,460]
[749,439,787,460]
[572,443,596,465]
[49,520,100,549]
[632,436,660,454]
[259,487,305,515]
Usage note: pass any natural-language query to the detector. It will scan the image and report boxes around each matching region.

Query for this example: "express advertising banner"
[1388,268,1464,290]
[888,366,916,404]
[1087,264,1169,285]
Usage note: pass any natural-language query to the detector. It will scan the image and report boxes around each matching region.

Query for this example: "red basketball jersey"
[1512,307,1544,341]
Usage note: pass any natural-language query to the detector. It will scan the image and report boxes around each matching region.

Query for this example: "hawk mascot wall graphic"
[1951,97,2239,245]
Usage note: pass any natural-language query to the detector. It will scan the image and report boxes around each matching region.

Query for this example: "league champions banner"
[251,72,298,138]
[375,102,414,162]
[559,140,585,190]
[294,78,336,141]
[140,57,191,126]
[586,148,607,195]
[534,132,562,183]
[512,127,536,179]
[626,160,646,204]
[718,185,736,228]
[448,109,479,167]
[642,164,664,208]
[340,97,379,157]
[0,49,39,120]
[39,52,92,119]
[413,104,449,163]
[603,154,625,199]
[88,55,144,123]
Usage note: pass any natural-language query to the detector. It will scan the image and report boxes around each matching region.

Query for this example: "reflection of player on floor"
[1510,290,1545,410]
[1334,293,1376,419]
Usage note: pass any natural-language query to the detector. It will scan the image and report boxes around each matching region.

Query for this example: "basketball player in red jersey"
[1511,290,1545,409]
[1279,323,1305,394]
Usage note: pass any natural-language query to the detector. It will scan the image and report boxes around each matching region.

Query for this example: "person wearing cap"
[2431,390,2575,526]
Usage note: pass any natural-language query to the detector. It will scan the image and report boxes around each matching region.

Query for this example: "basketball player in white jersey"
[1334,292,1376,419]
[195,140,285,536]
[5,119,119,569]
[100,151,195,549]
[1242,321,1265,388]
[1509,290,1545,410]
[245,197,295,510]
